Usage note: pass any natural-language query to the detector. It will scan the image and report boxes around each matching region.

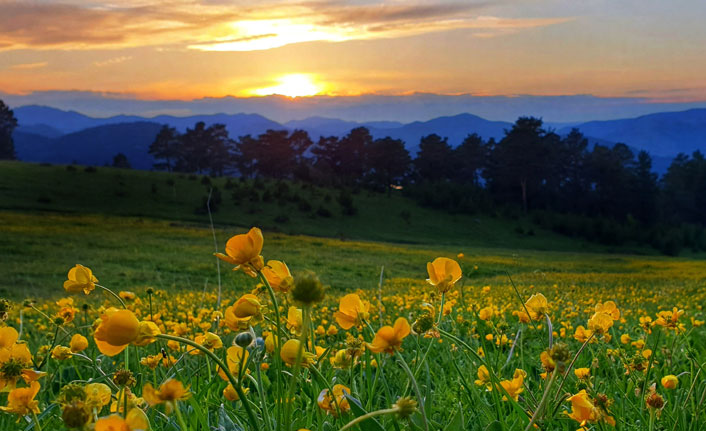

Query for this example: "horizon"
[5,91,706,124]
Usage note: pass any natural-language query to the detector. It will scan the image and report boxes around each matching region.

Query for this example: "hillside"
[14,122,163,169]
[0,160,637,253]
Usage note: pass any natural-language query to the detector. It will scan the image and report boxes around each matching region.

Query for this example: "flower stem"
[552,333,595,404]
[339,407,398,431]
[524,367,558,431]
[96,284,127,308]
[156,334,259,430]
[175,401,189,431]
[32,412,43,431]
[395,350,428,431]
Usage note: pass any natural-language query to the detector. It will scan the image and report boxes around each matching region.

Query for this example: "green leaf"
[344,394,386,431]
[484,420,504,431]
[444,405,465,431]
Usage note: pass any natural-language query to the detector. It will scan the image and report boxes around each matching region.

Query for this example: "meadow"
[0,162,704,431]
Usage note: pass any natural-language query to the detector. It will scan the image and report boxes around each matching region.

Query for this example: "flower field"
[0,217,705,430]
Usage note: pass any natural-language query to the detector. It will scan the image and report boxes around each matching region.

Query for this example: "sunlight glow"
[250,74,324,97]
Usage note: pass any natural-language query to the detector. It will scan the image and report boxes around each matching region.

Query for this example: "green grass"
[0,160,645,252]
[1,163,705,431]
[2,210,704,300]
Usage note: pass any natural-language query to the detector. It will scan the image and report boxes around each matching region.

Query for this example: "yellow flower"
[499,369,526,401]
[334,294,370,330]
[264,333,277,354]
[215,227,265,276]
[367,318,410,354]
[52,345,73,360]
[595,301,620,320]
[191,332,223,355]
[133,321,160,347]
[221,346,249,379]
[224,294,262,331]
[574,368,591,379]
[0,330,40,391]
[63,264,98,295]
[588,312,614,335]
[57,306,78,324]
[143,379,190,413]
[475,365,491,389]
[223,384,249,401]
[262,260,294,293]
[620,334,631,345]
[286,307,303,334]
[94,308,158,356]
[94,308,140,356]
[524,293,549,321]
[70,334,89,353]
[280,339,316,367]
[567,390,615,426]
[426,257,462,293]
[1,381,40,417]
[119,291,136,301]
[540,350,555,373]
[654,307,685,330]
[317,384,351,416]
[661,375,678,389]
[85,383,113,409]
[478,306,494,321]
[95,409,149,431]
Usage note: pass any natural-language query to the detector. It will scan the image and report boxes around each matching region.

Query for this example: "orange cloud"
[0,1,571,51]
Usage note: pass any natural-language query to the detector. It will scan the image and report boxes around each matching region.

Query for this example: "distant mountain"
[14,122,163,169]
[369,113,510,152]
[287,113,509,152]
[13,105,283,136]
[561,109,706,157]
[12,105,704,173]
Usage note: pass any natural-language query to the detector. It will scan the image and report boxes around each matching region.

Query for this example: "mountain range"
[11,105,705,173]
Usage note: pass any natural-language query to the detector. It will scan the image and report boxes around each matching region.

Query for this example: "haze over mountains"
[11,105,706,173]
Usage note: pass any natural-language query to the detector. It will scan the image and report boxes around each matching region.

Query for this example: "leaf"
[217,404,243,431]
[444,405,464,431]
[484,420,504,431]
[344,394,386,431]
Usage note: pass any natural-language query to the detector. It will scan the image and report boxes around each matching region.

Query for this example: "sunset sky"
[1,0,705,103]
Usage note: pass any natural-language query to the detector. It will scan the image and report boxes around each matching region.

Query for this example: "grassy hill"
[0,160,621,251]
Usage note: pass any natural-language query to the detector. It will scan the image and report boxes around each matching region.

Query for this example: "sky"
[1,0,705,119]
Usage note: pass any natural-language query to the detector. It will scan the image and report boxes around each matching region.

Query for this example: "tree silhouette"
[452,133,487,186]
[112,153,132,169]
[0,99,18,160]
[149,125,180,172]
[366,136,410,194]
[414,134,453,181]
[485,117,548,213]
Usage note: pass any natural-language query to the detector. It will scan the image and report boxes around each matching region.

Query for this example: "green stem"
[156,334,259,430]
[641,329,662,414]
[285,306,311,431]
[175,401,189,431]
[395,350,428,431]
[339,407,398,431]
[96,284,127,308]
[32,411,43,431]
[552,333,595,403]
[524,367,558,431]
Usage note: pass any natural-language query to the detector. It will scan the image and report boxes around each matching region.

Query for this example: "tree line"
[149,118,704,226]
[1,98,703,253]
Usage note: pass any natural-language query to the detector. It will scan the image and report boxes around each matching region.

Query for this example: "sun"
[251,74,323,97]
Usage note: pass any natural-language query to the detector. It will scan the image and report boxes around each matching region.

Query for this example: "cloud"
[94,56,133,67]
[0,0,571,51]
[9,61,48,70]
